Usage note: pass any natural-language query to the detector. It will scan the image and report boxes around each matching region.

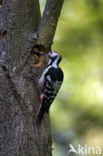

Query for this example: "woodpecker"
[36,51,64,126]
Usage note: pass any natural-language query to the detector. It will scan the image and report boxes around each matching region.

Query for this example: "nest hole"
[32,44,48,55]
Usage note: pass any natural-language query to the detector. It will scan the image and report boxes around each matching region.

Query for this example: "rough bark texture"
[0,0,64,155]
[37,0,64,49]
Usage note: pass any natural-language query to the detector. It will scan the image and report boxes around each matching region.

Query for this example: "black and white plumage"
[36,51,64,126]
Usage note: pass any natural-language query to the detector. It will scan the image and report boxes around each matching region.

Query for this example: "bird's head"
[46,51,62,66]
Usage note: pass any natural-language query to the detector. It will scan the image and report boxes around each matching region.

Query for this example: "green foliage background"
[40,0,103,155]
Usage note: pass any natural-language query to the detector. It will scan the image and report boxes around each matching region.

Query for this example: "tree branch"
[36,0,64,50]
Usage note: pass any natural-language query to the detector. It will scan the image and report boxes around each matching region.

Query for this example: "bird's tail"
[36,104,46,127]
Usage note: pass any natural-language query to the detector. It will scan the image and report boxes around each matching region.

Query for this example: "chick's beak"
[35,50,43,55]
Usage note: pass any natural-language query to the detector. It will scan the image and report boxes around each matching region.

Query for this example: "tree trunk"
[0,0,63,155]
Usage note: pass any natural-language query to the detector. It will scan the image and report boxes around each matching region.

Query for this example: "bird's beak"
[34,50,49,58]
[45,53,49,58]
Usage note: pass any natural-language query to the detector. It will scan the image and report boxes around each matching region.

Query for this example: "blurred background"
[40,0,103,155]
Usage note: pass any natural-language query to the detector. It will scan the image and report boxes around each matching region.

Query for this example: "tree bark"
[0,0,64,155]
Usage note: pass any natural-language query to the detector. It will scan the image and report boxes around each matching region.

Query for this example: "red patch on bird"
[40,94,44,102]
[54,51,62,57]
